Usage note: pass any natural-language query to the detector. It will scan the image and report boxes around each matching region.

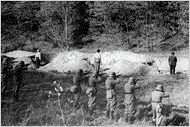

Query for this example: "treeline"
[1,1,189,52]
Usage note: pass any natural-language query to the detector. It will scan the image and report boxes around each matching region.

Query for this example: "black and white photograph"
[1,1,189,126]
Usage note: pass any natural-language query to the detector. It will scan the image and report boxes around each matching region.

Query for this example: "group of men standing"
[1,49,42,101]
[71,49,174,126]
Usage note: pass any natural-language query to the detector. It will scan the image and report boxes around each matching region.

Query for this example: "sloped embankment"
[39,51,161,75]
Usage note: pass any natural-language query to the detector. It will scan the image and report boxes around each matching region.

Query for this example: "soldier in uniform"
[105,72,120,121]
[151,84,169,126]
[168,51,177,75]
[13,61,27,101]
[94,49,101,76]
[124,77,141,124]
[72,69,84,113]
[1,57,13,99]
[86,71,102,115]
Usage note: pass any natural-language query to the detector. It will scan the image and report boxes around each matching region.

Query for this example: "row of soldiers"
[1,49,41,101]
[70,49,172,125]
[71,68,169,126]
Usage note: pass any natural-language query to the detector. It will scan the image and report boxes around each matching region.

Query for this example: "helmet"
[155,84,164,92]
[92,70,97,77]
[171,51,175,55]
[77,69,83,76]
[128,77,136,85]
[97,49,100,53]
[110,72,116,78]
[19,61,25,66]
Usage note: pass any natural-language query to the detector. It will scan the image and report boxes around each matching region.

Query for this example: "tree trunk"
[65,1,69,51]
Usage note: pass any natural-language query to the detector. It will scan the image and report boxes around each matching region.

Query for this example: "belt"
[107,88,114,90]
[152,101,161,103]
[125,92,133,94]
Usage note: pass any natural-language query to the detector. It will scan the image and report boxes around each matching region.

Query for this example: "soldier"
[1,57,13,99]
[86,71,102,115]
[151,84,169,126]
[35,49,41,68]
[168,51,177,75]
[105,72,120,121]
[71,69,84,113]
[94,49,101,76]
[13,61,27,101]
[124,77,141,124]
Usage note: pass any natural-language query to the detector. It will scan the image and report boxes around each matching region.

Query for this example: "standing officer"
[151,84,169,126]
[13,61,27,101]
[105,72,120,121]
[71,69,84,113]
[1,57,13,99]
[94,49,101,76]
[168,51,177,75]
[86,71,102,115]
[124,77,141,124]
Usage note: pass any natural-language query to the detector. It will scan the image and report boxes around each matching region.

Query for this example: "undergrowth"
[1,70,189,126]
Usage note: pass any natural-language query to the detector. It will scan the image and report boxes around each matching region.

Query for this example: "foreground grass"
[1,70,189,126]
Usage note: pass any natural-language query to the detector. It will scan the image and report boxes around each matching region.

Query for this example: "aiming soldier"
[94,49,101,76]
[168,51,177,75]
[13,61,27,101]
[105,72,120,121]
[124,77,141,124]
[86,71,102,115]
[151,84,169,126]
[1,57,13,99]
[70,69,84,113]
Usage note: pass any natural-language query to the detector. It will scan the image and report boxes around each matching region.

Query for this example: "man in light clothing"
[151,84,169,126]
[94,49,101,76]
[35,49,41,68]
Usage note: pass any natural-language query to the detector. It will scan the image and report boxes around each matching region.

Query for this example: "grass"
[1,67,189,126]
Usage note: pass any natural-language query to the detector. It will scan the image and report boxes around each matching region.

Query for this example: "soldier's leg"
[128,101,136,123]
[106,99,110,118]
[169,65,172,75]
[110,96,117,120]
[73,92,80,112]
[152,103,156,125]
[124,104,129,122]
[88,95,97,115]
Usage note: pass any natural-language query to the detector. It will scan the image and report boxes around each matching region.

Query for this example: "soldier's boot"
[106,110,110,118]
[124,114,128,123]
[110,111,114,121]
[128,116,133,124]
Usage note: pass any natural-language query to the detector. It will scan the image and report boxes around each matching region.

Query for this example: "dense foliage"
[1,1,189,52]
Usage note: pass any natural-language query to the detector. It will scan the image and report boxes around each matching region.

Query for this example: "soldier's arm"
[135,86,141,89]
[95,77,102,83]
[161,92,169,98]
[112,78,120,84]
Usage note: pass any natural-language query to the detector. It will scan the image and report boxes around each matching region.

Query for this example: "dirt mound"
[3,50,36,58]
[39,51,155,75]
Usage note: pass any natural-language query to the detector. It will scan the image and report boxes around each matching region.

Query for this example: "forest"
[1,1,189,52]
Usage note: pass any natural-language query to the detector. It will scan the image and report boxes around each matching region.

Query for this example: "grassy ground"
[1,68,189,126]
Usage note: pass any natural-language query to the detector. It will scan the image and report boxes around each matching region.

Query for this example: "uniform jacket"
[124,82,140,103]
[151,90,168,103]
[89,76,101,87]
